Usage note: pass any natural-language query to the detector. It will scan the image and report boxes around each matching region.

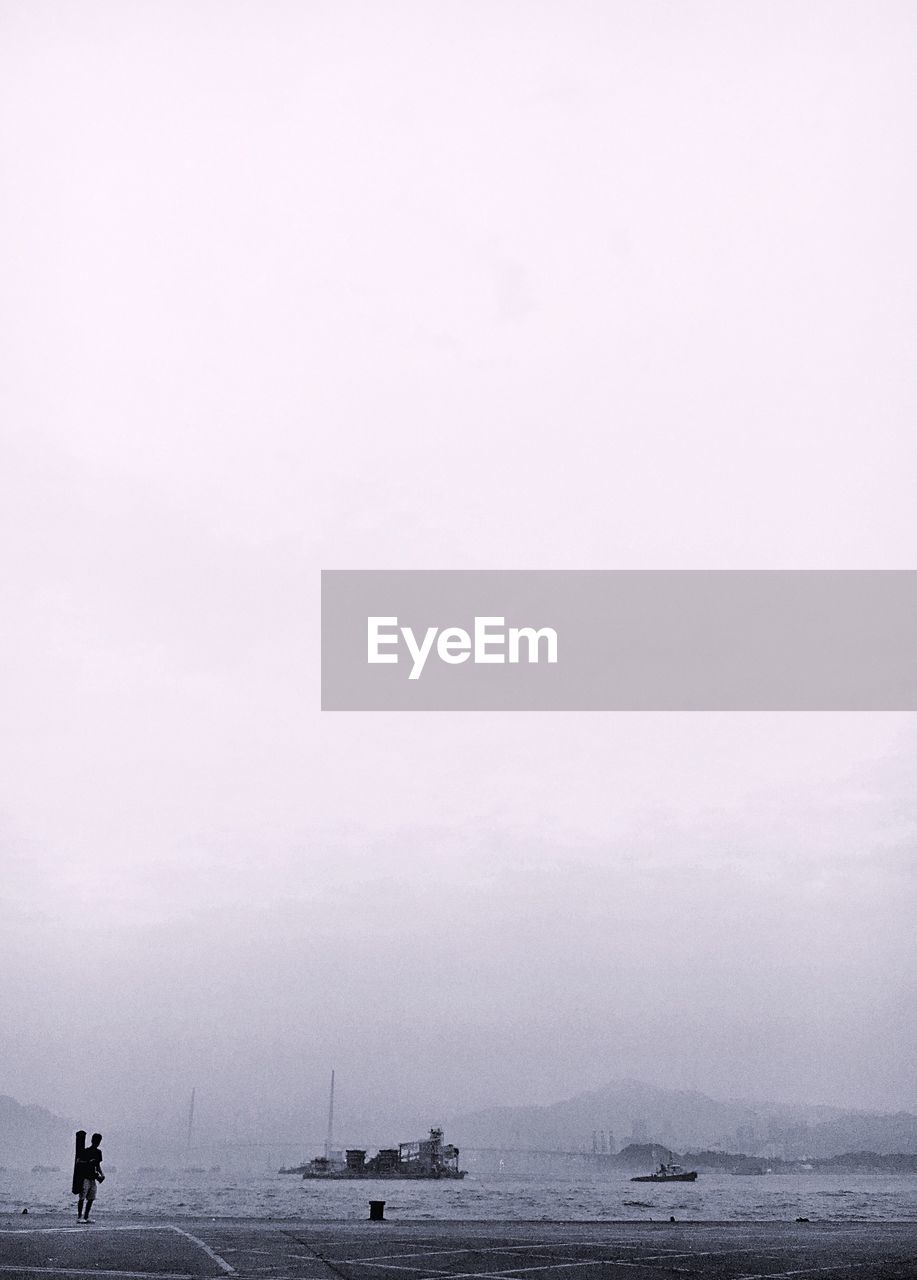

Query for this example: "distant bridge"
[131,1140,665,1177]
[458,1146,648,1176]
[461,1147,613,1158]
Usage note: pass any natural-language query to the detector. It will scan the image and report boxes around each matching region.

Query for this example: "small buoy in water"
[669,1216,675,1222]
[21,1208,28,1215]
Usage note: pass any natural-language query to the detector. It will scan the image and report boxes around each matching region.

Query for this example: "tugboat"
[631,1160,698,1183]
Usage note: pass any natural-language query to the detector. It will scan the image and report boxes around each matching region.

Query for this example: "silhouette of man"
[77,1133,104,1222]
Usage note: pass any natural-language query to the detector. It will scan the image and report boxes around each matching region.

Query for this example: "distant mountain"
[451,1079,762,1152]
[800,1110,917,1158]
[0,1095,73,1167]
[450,1080,917,1159]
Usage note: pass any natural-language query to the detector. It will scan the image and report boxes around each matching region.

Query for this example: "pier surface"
[1,1216,915,1279]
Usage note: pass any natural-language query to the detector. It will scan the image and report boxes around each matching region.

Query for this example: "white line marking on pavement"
[410,1261,622,1280]
[336,1265,453,1275]
[736,1263,876,1279]
[0,1222,237,1277]
[408,1247,781,1280]
[168,1226,238,1276]
[0,1267,192,1279]
[334,1246,609,1265]
[0,1226,167,1235]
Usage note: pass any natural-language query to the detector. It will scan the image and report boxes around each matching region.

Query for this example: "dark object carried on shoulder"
[71,1131,86,1195]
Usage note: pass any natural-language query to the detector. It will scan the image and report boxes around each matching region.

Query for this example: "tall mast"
[187,1087,196,1148]
[325,1070,335,1158]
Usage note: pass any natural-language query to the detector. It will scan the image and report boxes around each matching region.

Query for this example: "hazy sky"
[1,1,916,1143]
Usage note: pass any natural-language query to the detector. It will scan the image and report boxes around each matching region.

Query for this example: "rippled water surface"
[4,1169,916,1222]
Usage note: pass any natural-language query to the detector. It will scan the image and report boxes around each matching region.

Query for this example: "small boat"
[631,1161,698,1183]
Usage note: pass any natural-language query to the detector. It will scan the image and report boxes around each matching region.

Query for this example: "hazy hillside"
[0,1095,73,1167]
[801,1110,917,1158]
[450,1080,917,1158]
[452,1080,762,1152]
[5,1082,917,1170]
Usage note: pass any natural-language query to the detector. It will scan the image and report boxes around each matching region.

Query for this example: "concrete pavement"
[1,1215,915,1279]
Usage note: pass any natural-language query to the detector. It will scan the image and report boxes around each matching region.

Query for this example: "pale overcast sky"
[1,1,915,1140]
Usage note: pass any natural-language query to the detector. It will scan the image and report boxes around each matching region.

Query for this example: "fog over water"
[1,1,916,1150]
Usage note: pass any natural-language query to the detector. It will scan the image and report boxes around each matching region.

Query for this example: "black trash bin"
[369,1200,385,1221]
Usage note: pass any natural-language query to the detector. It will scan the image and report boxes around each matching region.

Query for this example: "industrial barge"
[282,1127,466,1180]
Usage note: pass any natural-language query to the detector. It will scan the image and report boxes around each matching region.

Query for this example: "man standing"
[76,1133,104,1222]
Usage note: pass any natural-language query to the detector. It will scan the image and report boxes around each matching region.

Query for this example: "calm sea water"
[4,1168,916,1222]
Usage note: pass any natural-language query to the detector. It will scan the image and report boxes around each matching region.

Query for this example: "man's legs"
[79,1179,95,1221]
